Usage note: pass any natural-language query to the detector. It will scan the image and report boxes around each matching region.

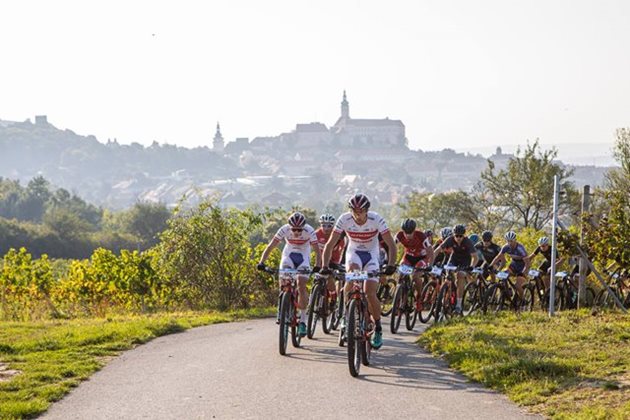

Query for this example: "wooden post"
[578,185,590,308]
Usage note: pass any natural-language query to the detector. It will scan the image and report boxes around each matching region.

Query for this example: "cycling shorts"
[345,248,380,280]
[280,251,310,271]
[402,254,428,269]
[508,262,526,276]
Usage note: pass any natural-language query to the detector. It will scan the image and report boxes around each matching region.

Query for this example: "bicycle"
[553,271,595,310]
[483,269,533,313]
[328,266,346,331]
[417,265,444,323]
[376,275,397,317]
[461,266,493,315]
[596,270,629,309]
[306,272,340,338]
[264,266,311,355]
[343,270,382,377]
[390,264,425,333]
[433,264,461,322]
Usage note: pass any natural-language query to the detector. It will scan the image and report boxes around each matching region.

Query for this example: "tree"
[124,202,171,246]
[480,140,577,230]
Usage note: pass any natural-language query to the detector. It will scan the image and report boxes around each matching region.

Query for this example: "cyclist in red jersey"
[395,219,434,300]
[315,214,346,293]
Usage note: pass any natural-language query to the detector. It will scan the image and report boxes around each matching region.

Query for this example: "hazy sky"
[2,0,629,151]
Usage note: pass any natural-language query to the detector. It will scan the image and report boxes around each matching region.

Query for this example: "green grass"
[419,310,630,419]
[0,307,273,419]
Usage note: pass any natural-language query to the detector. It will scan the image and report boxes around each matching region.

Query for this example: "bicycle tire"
[360,302,371,367]
[347,299,361,377]
[333,291,344,330]
[379,279,396,317]
[307,284,321,339]
[435,282,453,322]
[290,298,301,348]
[278,292,290,356]
[483,283,503,314]
[323,293,335,334]
[418,281,436,323]
[390,285,404,334]
[405,287,418,330]
[462,282,479,316]
[520,285,534,312]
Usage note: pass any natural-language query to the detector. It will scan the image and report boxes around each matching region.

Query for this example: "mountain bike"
[328,266,346,331]
[343,270,382,377]
[433,264,461,322]
[265,266,311,355]
[461,266,492,315]
[483,270,533,313]
[596,270,629,309]
[376,275,396,317]
[390,264,426,333]
[417,265,443,323]
[307,273,339,338]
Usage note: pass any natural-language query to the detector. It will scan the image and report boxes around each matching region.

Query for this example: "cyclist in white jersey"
[320,194,396,349]
[258,212,321,337]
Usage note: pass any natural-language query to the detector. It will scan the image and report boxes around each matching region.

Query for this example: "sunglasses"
[321,223,333,228]
[291,228,303,233]
[454,234,464,238]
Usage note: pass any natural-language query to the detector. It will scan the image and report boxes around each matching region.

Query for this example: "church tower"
[341,90,350,120]
[213,122,224,152]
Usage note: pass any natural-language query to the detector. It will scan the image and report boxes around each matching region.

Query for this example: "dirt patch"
[0,362,20,382]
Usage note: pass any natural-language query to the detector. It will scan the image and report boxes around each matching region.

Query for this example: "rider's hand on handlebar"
[383,265,396,276]
[319,266,332,276]
[312,265,321,273]
[256,263,266,272]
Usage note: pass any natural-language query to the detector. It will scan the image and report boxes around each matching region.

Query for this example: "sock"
[375,319,382,333]
[300,310,307,323]
[457,298,463,309]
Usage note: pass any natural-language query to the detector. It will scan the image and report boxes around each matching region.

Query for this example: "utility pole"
[578,185,590,308]
[549,175,560,317]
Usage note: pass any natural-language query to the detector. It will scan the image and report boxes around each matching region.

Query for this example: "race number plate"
[398,265,414,275]
[444,264,458,271]
[431,267,443,276]
[472,267,484,275]
[345,271,368,282]
[528,269,540,277]
[555,271,567,278]
[497,271,510,280]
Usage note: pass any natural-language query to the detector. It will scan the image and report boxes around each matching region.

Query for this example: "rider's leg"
[456,272,466,309]
[543,275,550,292]
[515,275,525,300]
[326,275,336,293]
[343,263,362,304]
[365,280,381,323]
[298,275,309,324]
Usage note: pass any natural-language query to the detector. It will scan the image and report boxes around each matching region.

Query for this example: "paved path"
[42,319,537,419]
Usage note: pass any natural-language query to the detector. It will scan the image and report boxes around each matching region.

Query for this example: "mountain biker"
[490,231,528,303]
[395,218,434,304]
[432,224,479,315]
[525,236,563,291]
[432,227,453,266]
[320,193,397,349]
[258,212,321,337]
[315,214,346,293]
[475,230,502,278]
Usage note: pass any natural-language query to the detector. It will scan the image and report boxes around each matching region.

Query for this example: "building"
[212,122,224,152]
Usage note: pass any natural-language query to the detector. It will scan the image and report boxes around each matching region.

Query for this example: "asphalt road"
[42,318,538,419]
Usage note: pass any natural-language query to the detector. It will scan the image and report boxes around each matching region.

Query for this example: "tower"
[213,122,224,152]
[341,90,350,120]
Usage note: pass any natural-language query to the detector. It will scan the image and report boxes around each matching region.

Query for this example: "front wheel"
[347,299,362,377]
[390,285,404,334]
[378,279,396,317]
[435,282,454,322]
[278,292,291,355]
[307,284,322,339]
[418,281,437,323]
[405,287,418,330]
[462,282,479,316]
[323,292,336,334]
[290,296,301,348]
[483,283,504,314]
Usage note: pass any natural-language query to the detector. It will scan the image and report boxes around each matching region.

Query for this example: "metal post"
[578,185,590,308]
[549,175,560,316]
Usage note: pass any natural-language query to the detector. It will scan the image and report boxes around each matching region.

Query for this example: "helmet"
[425,229,433,237]
[504,231,517,241]
[453,224,466,236]
[319,214,335,224]
[440,227,452,239]
[538,236,550,246]
[401,218,416,234]
[348,193,370,210]
[288,212,306,228]
[481,230,493,242]
[469,233,479,244]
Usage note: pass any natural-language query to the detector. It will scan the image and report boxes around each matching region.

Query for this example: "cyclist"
[424,229,434,247]
[258,212,321,337]
[320,193,397,349]
[490,231,528,303]
[315,214,346,293]
[432,224,479,315]
[395,218,434,303]
[432,227,453,266]
[525,236,563,291]
[475,230,502,277]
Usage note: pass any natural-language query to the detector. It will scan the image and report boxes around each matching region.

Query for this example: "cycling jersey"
[475,242,501,266]
[315,228,346,265]
[395,230,431,257]
[334,211,389,274]
[274,224,318,269]
[441,236,476,267]
[499,243,528,275]
[533,245,555,272]
[433,238,453,266]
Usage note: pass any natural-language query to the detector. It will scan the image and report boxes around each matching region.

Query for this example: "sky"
[2,0,629,153]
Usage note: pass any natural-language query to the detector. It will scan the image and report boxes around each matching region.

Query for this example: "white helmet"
[538,236,549,246]
[504,231,517,241]
[319,214,335,224]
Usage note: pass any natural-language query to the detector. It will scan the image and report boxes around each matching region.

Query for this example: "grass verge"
[0,307,273,419]
[419,310,630,419]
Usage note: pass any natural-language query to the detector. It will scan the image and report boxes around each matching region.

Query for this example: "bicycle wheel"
[520,285,534,312]
[360,304,371,367]
[405,287,418,330]
[462,282,479,316]
[347,299,362,377]
[278,292,290,356]
[307,284,321,339]
[435,282,453,322]
[290,298,301,348]
[596,288,618,309]
[418,281,437,323]
[323,293,336,334]
[584,287,595,308]
[333,290,344,330]
[483,283,504,314]
[390,285,404,334]
[541,289,562,312]
[378,279,396,317]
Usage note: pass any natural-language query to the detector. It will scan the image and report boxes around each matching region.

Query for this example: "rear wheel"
[596,288,619,309]
[390,285,404,334]
[347,299,361,377]
[307,284,321,339]
[418,281,437,323]
[278,292,290,355]
[378,279,396,317]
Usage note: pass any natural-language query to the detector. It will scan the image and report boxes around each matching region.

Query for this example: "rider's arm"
[322,230,342,268]
[490,247,505,267]
[425,240,434,264]
[432,243,443,264]
[259,238,280,264]
[382,230,397,265]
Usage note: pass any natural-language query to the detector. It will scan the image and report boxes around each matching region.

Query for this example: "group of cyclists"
[257,192,572,352]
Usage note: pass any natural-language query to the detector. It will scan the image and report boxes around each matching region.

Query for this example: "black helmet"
[288,212,306,228]
[348,193,370,210]
[425,229,433,237]
[401,218,416,234]
[481,230,493,242]
[453,224,466,235]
